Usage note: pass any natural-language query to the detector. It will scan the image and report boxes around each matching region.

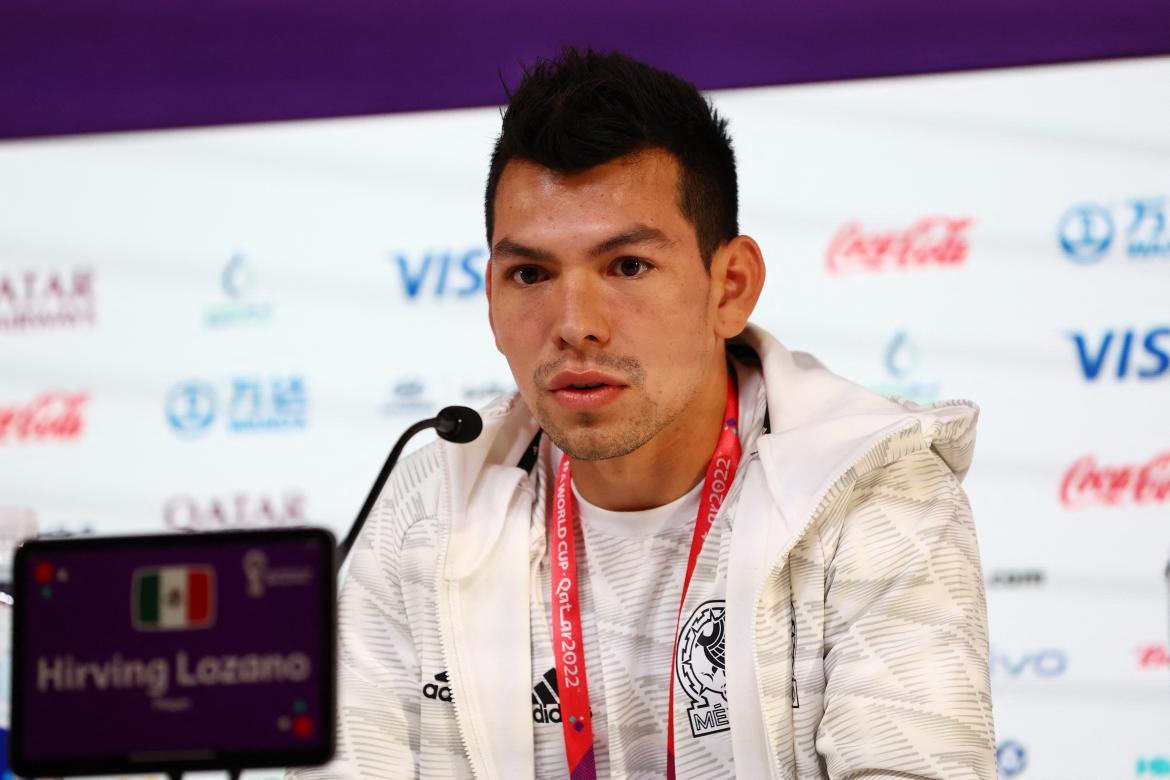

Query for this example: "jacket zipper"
[748,421,923,780]
[434,442,483,779]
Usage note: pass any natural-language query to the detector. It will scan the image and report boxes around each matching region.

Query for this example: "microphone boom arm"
[336,406,482,568]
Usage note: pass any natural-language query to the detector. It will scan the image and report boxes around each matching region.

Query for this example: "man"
[296,48,995,779]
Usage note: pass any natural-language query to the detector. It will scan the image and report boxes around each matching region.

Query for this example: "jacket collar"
[441,393,540,581]
[736,324,978,542]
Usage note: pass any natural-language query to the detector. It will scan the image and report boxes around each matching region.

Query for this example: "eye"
[613,257,652,278]
[506,265,549,286]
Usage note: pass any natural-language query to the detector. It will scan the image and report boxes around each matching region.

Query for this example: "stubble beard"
[531,355,701,462]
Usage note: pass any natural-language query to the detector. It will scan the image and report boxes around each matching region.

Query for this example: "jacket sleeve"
[286,483,423,778]
[814,448,997,780]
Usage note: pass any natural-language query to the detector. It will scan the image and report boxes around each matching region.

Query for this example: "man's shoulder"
[356,440,450,562]
[851,445,966,506]
[356,393,539,561]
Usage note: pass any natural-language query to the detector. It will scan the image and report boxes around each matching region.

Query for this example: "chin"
[549,420,658,462]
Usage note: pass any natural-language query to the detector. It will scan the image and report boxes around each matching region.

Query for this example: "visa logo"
[393,248,486,300]
[1069,327,1170,380]
[990,647,1067,677]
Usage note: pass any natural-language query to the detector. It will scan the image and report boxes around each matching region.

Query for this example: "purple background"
[1,0,1169,139]
[19,537,328,759]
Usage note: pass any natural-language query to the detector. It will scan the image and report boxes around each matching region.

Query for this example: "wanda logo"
[825,216,973,274]
[0,391,88,444]
[1060,453,1170,508]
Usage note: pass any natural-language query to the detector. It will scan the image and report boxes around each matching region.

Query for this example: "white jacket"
[292,325,996,779]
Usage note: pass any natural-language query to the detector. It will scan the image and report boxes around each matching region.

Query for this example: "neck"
[569,359,730,512]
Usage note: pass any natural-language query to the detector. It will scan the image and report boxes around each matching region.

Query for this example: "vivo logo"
[990,648,1067,677]
[1069,327,1170,380]
[393,248,486,299]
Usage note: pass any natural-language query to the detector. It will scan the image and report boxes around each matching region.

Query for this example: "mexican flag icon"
[133,566,216,630]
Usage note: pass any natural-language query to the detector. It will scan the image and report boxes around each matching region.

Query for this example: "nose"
[553,268,610,350]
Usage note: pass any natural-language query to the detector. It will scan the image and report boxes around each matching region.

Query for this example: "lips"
[547,369,628,412]
[548,370,626,391]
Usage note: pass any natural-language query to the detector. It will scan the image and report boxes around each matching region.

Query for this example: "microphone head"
[434,406,483,444]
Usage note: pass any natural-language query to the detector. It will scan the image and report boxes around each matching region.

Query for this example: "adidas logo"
[423,670,453,703]
[532,667,560,724]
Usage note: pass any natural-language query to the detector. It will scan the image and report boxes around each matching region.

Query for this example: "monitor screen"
[11,528,335,777]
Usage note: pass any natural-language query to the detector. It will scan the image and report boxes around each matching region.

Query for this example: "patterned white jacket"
[291,324,996,779]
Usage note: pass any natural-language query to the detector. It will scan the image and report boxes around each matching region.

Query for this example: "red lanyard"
[549,376,741,780]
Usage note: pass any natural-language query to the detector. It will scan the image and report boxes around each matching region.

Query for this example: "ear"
[709,235,766,339]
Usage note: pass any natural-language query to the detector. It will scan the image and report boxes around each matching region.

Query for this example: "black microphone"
[337,405,483,567]
[435,405,483,443]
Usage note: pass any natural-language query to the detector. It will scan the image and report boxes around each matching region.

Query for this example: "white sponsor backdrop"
[2,56,1169,778]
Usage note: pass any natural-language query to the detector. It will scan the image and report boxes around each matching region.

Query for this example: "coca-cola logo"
[0,268,95,330]
[163,492,308,531]
[1136,643,1170,669]
[0,391,89,444]
[825,216,973,274]
[1060,453,1170,508]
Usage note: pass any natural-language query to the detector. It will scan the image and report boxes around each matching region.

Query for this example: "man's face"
[487,149,723,461]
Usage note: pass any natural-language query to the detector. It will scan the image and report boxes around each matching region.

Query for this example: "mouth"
[546,370,628,412]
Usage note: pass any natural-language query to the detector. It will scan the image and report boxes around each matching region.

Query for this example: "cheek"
[491,292,532,343]
[633,286,714,394]
[491,302,543,372]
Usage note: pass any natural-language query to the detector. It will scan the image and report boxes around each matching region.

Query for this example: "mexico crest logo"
[676,599,730,738]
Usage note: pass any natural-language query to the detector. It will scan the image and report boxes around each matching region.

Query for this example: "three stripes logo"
[132,565,216,631]
[423,670,453,703]
[532,667,561,724]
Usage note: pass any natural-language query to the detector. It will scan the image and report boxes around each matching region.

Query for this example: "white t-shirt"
[530,451,737,779]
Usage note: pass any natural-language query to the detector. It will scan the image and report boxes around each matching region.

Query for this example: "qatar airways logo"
[0,267,95,330]
[1060,452,1170,509]
[825,216,972,274]
[0,391,89,445]
[163,492,307,531]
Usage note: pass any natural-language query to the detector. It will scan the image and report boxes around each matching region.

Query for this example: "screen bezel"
[10,527,336,777]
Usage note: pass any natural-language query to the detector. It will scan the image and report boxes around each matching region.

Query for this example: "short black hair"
[484,47,738,268]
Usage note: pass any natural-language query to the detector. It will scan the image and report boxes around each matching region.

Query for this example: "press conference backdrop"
[1,55,1168,779]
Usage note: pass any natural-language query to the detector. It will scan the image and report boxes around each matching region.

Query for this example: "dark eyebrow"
[589,224,676,257]
[492,224,675,263]
[491,237,554,262]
